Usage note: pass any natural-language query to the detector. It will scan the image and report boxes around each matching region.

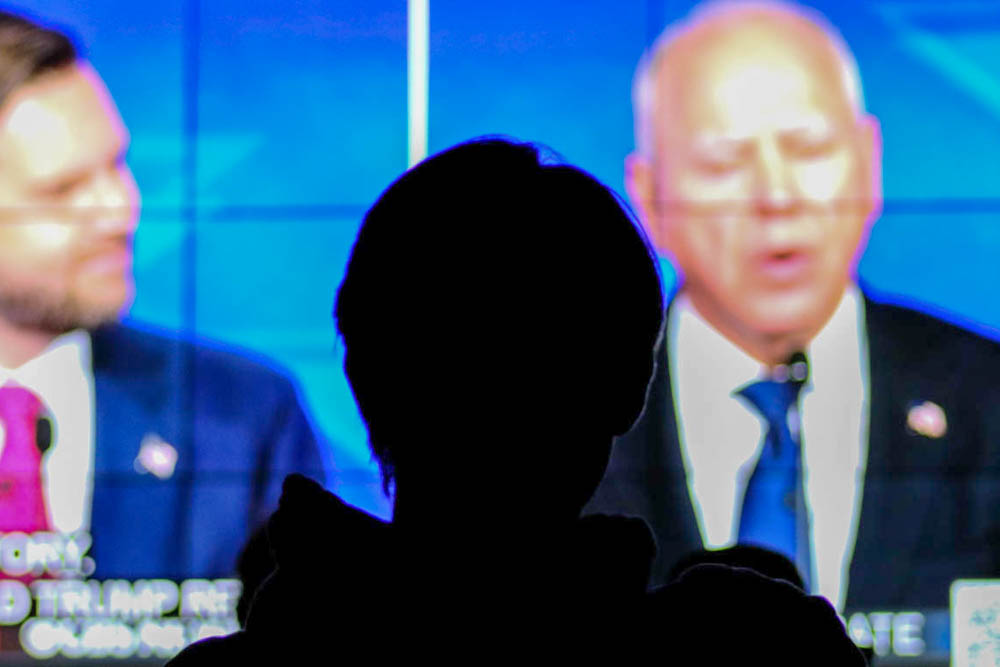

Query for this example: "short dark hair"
[0,10,78,109]
[335,138,663,494]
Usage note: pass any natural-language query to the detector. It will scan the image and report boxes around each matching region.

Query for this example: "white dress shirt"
[0,330,94,534]
[669,286,869,610]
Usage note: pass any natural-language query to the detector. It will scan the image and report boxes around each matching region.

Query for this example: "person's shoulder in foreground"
[165,473,391,664]
[646,563,867,665]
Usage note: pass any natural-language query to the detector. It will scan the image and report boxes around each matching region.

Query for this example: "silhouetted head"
[627,1,880,365]
[336,138,663,529]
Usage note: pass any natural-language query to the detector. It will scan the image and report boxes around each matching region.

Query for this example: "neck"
[684,291,839,368]
[0,317,59,368]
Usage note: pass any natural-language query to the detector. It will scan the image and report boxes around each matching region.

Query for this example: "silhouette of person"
[168,137,664,662]
[668,544,806,591]
[663,546,876,664]
[645,563,867,665]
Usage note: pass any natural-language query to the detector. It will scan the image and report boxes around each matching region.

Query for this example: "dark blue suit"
[585,293,1000,608]
[87,322,326,579]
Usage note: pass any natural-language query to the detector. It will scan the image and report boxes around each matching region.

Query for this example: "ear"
[625,152,660,241]
[859,113,883,222]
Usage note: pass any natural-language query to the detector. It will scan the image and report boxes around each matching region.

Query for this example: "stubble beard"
[0,281,129,334]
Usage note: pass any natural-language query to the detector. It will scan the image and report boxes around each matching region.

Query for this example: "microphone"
[771,351,809,384]
[786,351,809,383]
[36,415,52,454]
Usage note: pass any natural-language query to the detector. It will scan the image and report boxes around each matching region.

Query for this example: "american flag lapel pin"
[906,401,947,439]
[134,433,178,479]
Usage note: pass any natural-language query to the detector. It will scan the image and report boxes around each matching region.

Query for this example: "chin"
[743,289,840,341]
[80,281,132,312]
[64,292,130,330]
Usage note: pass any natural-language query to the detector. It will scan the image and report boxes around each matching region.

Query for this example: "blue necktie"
[735,353,811,587]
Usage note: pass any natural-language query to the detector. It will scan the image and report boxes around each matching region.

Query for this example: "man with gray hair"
[586,0,1000,611]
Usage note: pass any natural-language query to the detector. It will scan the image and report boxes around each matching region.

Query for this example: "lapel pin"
[906,401,947,439]
[134,433,178,479]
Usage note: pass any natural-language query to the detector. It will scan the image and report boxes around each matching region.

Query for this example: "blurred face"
[629,17,879,359]
[0,63,138,333]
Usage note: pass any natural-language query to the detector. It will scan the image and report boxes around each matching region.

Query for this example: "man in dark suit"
[585,1,1000,610]
[0,12,323,579]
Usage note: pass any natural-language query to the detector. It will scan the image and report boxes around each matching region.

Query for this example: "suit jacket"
[87,321,325,580]
[585,293,1000,609]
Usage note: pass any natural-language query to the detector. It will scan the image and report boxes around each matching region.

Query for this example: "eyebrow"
[689,134,752,158]
[691,117,836,146]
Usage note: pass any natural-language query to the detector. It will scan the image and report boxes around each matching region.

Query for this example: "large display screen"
[0,1,996,663]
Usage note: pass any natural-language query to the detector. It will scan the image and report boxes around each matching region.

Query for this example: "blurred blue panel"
[197,0,407,208]
[191,216,389,517]
[859,211,1000,340]
[193,217,359,337]
[428,0,647,196]
[11,1,999,526]
[131,214,188,329]
[859,1,1000,202]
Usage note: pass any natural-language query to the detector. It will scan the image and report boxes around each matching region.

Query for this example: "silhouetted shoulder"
[645,564,867,665]
[264,473,389,571]
[165,631,251,665]
[570,514,655,597]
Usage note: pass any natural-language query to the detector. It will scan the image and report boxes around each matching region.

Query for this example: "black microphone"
[36,415,52,454]
[786,351,809,384]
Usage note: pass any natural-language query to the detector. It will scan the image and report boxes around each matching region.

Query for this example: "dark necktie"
[735,353,810,587]
[0,382,51,533]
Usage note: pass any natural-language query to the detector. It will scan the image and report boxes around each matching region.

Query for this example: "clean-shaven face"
[635,11,878,353]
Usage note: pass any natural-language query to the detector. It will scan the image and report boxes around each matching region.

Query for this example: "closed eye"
[782,131,838,159]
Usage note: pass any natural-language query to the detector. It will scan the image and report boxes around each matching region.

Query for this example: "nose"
[753,138,799,218]
[89,163,140,235]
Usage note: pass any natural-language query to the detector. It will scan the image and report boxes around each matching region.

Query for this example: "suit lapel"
[847,298,953,608]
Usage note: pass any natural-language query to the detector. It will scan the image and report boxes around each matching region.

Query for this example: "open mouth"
[757,249,812,282]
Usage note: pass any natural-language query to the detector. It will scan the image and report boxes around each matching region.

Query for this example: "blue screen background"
[10,0,999,520]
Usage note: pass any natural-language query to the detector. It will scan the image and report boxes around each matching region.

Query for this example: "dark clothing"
[168,474,654,662]
[585,293,1000,608]
[88,321,326,579]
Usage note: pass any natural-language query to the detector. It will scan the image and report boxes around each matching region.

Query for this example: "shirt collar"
[669,285,863,395]
[669,293,762,403]
[805,286,865,401]
[0,330,92,402]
